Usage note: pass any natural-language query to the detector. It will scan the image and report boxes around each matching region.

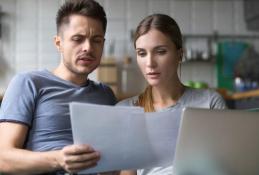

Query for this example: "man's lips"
[77,56,95,65]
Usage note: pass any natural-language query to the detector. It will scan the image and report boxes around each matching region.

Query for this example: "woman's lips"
[146,72,160,79]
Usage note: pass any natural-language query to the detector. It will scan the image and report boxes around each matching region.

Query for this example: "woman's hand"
[57,144,100,173]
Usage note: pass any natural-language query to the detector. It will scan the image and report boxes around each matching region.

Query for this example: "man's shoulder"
[89,80,117,105]
[14,70,47,81]
[89,80,111,91]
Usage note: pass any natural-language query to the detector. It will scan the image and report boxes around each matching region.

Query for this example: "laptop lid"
[173,108,259,175]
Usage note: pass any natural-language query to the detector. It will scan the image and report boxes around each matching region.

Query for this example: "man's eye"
[92,38,104,44]
[72,37,84,42]
[156,49,166,55]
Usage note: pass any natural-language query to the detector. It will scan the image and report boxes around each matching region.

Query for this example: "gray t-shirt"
[117,88,226,175]
[0,69,117,152]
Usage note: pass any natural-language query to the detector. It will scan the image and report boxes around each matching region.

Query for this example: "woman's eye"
[137,51,146,57]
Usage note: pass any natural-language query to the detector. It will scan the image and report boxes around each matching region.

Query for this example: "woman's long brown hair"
[134,14,183,112]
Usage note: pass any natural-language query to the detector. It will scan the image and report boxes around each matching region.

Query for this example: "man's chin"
[75,70,91,76]
[75,67,96,75]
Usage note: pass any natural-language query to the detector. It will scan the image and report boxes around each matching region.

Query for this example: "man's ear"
[54,35,63,53]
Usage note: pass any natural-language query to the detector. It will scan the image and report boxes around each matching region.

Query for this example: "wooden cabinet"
[97,58,118,95]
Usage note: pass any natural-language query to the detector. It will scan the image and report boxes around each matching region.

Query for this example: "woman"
[117,14,226,175]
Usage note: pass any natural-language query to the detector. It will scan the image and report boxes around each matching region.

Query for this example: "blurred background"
[0,0,259,109]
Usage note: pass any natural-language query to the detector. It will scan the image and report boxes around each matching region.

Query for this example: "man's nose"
[82,40,92,52]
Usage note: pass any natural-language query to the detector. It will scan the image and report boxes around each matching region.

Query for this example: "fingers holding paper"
[58,144,100,173]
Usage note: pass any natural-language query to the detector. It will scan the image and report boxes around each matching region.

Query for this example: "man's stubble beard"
[64,59,100,77]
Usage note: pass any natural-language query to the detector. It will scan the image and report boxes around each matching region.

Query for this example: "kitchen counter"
[218,88,259,100]
[231,89,259,100]
[217,88,259,109]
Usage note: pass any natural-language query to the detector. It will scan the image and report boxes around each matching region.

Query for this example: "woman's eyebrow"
[154,45,167,49]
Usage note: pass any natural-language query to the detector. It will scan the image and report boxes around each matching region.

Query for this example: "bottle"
[234,77,245,92]
[121,56,132,94]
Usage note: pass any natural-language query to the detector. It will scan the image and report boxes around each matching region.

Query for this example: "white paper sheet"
[69,102,178,174]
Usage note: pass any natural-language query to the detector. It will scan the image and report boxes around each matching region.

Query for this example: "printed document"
[69,102,179,174]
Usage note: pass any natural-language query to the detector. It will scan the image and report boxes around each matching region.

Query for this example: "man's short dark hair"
[56,0,107,34]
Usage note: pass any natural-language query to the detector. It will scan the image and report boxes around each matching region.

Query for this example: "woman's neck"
[152,80,185,110]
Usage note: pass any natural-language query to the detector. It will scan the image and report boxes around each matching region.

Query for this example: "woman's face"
[135,29,182,87]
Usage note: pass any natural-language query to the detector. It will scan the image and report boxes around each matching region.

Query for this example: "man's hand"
[57,144,100,173]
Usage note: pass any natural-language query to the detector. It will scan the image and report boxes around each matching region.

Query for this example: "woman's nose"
[146,55,156,68]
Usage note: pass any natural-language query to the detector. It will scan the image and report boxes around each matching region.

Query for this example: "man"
[0,0,117,174]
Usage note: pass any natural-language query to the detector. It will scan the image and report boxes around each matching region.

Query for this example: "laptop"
[173,108,259,175]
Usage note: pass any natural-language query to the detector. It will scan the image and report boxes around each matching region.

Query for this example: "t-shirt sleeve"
[0,73,37,127]
[210,90,227,109]
[116,99,131,106]
[116,96,138,106]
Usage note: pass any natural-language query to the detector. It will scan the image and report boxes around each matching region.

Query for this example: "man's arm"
[0,122,100,174]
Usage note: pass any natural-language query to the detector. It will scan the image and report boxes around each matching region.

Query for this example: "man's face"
[55,14,105,77]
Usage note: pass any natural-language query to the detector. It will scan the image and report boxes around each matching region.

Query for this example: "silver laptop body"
[173,108,259,175]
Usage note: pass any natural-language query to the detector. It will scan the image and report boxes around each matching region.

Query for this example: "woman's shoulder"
[186,87,222,98]
[183,88,226,109]
[116,95,139,106]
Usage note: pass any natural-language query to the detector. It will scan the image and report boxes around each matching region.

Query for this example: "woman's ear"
[178,48,184,63]
[54,35,63,53]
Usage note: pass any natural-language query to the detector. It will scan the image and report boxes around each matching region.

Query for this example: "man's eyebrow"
[71,34,104,38]
[71,34,84,37]
[92,34,105,38]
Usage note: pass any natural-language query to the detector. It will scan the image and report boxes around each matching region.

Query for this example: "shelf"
[182,59,215,64]
[182,32,259,66]
[183,33,259,40]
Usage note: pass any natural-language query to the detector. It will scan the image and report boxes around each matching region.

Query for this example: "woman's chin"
[147,79,160,86]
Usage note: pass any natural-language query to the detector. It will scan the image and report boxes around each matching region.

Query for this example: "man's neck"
[52,65,88,86]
